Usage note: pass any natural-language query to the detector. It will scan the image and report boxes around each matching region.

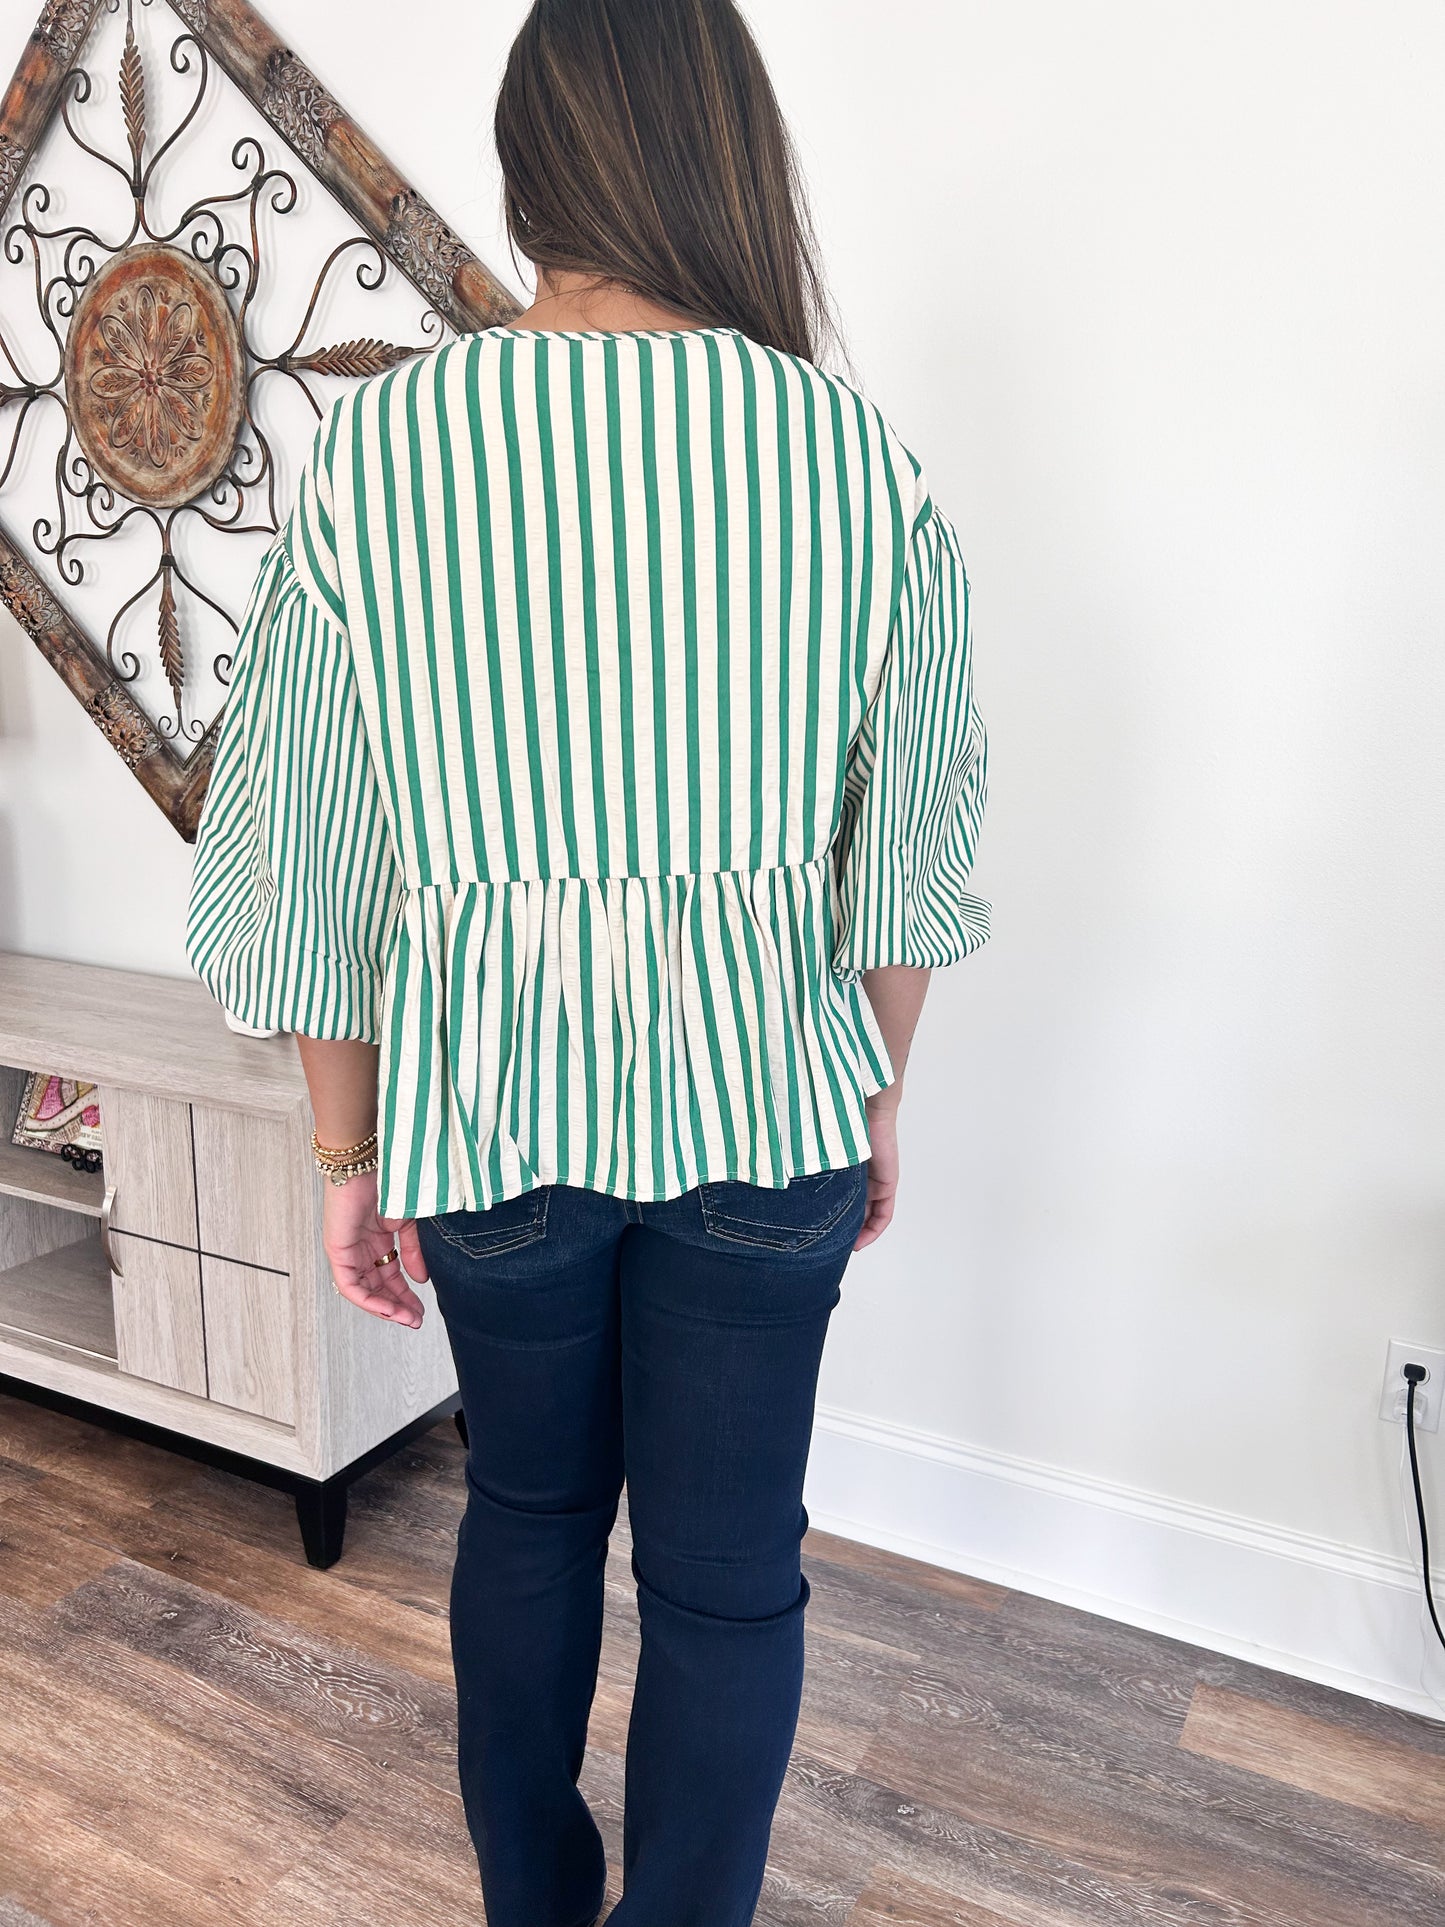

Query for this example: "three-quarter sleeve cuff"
[188,922,386,1044]
[832,860,992,981]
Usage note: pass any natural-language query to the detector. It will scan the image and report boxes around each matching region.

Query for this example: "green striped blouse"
[186,325,990,1218]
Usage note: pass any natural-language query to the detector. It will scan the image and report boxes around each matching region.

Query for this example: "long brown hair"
[494,0,835,363]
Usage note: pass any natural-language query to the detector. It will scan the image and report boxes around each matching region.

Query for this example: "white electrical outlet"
[1379,1340,1445,1433]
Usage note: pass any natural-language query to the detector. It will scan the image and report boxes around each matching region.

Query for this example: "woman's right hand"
[855,1100,900,1249]
[854,966,930,1249]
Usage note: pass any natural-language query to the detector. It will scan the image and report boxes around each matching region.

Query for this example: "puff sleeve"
[831,497,991,979]
[185,408,403,1042]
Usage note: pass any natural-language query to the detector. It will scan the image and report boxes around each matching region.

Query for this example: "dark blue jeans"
[416,1162,870,1927]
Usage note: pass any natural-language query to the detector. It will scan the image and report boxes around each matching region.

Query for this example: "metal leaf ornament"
[119,11,145,179]
[290,338,416,379]
[156,565,183,719]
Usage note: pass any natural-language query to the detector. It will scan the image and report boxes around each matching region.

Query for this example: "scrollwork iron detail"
[0,132,24,211]
[261,50,341,167]
[87,680,159,765]
[384,191,474,325]
[0,548,64,633]
[37,0,99,60]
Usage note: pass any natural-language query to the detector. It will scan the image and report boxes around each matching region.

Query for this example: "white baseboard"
[804,1404,1445,1722]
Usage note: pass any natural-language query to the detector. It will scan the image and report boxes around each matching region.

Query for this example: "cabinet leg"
[454,1406,469,1450]
[295,1477,348,1569]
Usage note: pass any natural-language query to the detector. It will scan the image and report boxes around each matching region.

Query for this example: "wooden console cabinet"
[0,952,460,1565]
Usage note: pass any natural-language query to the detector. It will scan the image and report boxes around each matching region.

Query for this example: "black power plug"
[1401,1362,1444,1655]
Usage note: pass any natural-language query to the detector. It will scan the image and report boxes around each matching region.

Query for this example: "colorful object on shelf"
[11,1071,103,1166]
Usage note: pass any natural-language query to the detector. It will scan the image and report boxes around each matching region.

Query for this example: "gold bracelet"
[311,1129,378,1161]
[312,1129,379,1186]
[316,1154,379,1187]
[319,1156,378,1188]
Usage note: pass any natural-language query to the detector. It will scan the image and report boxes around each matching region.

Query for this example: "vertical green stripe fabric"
[830,503,990,981]
[186,326,990,1217]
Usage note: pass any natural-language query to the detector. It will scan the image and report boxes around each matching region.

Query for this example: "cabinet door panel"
[99,1087,197,1247]
[111,1233,207,1396]
[192,1107,292,1272]
[202,1255,294,1425]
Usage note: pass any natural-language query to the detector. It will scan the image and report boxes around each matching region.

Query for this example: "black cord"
[1403,1365,1445,1653]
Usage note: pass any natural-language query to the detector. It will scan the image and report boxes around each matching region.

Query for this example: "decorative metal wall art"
[0,0,519,837]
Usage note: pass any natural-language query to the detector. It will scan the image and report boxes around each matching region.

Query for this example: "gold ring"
[374,1249,399,1268]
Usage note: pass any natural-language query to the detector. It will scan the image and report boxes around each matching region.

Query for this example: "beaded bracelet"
[311,1128,379,1187]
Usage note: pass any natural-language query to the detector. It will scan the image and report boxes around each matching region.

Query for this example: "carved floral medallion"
[63,245,245,509]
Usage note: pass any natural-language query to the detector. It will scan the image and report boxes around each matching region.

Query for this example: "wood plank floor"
[0,1390,1441,1926]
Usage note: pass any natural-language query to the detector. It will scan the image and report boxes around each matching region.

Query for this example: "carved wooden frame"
[0,0,518,838]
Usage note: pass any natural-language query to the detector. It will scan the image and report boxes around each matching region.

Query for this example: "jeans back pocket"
[698,1165,865,1252]
[427,1186,551,1258]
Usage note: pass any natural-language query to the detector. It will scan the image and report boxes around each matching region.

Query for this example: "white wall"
[3,0,1443,1710]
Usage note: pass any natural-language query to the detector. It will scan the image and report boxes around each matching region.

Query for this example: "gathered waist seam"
[400,855,836,892]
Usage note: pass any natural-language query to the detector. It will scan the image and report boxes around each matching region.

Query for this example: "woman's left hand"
[321,1167,429,1327]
